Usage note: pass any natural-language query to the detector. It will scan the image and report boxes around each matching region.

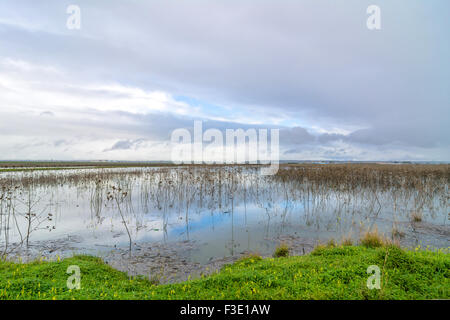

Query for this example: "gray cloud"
[280,127,315,145]
[0,0,448,161]
[103,139,147,152]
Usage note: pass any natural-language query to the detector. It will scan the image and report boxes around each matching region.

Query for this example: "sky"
[0,0,449,161]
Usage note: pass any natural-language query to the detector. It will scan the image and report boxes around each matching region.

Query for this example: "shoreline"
[1,244,448,300]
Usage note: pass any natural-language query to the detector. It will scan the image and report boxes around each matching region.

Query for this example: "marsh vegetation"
[0,163,448,269]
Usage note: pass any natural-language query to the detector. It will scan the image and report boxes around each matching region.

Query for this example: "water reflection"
[0,166,448,261]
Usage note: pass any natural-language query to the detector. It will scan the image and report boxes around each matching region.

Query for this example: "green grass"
[0,246,448,300]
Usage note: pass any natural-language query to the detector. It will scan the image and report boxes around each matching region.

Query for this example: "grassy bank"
[0,245,448,300]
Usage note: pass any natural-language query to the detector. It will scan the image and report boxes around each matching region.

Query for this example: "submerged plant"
[273,243,290,258]
[360,227,386,248]
[107,185,133,256]
[341,236,353,246]
[411,211,423,223]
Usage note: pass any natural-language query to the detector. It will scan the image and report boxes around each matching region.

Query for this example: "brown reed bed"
[0,163,448,257]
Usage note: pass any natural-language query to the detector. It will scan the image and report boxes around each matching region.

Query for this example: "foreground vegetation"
[0,163,448,300]
[1,245,448,300]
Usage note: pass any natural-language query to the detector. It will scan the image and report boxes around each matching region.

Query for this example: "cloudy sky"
[0,0,449,161]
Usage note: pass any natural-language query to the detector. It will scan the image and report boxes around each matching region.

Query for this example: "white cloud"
[0,1,448,161]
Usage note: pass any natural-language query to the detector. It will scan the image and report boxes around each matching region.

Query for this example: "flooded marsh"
[0,164,448,282]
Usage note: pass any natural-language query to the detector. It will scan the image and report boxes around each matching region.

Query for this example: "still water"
[0,167,448,264]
